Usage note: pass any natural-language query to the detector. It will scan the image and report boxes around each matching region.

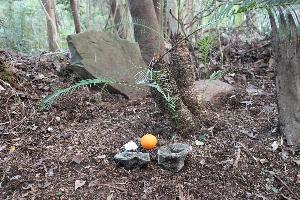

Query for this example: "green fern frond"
[202,0,300,34]
[198,35,214,65]
[209,70,224,80]
[39,69,177,116]
[146,69,177,117]
[38,78,115,111]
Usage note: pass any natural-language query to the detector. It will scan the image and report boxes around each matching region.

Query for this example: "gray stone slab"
[114,151,150,170]
[67,31,149,99]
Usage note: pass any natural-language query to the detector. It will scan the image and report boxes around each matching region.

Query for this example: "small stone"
[97,155,106,159]
[35,73,45,80]
[157,143,191,172]
[47,127,53,132]
[60,133,70,139]
[55,117,61,122]
[0,145,6,152]
[114,152,150,169]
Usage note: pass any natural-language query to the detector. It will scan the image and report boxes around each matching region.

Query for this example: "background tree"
[270,13,300,146]
[128,0,164,64]
[108,0,129,39]
[128,0,204,136]
[40,0,59,51]
[70,0,81,33]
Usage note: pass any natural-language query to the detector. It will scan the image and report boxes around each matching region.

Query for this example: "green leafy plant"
[198,35,214,64]
[209,70,224,80]
[198,35,215,77]
[147,69,177,116]
[38,78,114,110]
[211,0,300,33]
[38,69,177,115]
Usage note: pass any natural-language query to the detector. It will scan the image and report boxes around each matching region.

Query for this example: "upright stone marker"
[67,31,148,99]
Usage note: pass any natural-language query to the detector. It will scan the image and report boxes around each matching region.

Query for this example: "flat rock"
[67,31,148,99]
[157,143,191,172]
[195,80,234,103]
[114,151,150,170]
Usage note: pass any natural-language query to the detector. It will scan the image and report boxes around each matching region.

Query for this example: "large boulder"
[67,31,148,99]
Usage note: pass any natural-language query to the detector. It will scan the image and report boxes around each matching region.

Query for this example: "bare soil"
[0,45,299,200]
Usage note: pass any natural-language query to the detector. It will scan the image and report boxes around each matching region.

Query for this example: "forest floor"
[0,43,299,200]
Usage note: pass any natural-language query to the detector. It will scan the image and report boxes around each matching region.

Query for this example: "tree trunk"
[150,56,199,137]
[153,0,162,24]
[87,0,92,29]
[165,0,178,36]
[128,1,203,137]
[170,34,204,116]
[70,0,81,33]
[128,0,164,64]
[109,0,127,39]
[271,15,300,146]
[41,0,59,52]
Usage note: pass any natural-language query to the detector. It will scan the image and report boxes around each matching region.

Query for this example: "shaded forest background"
[0,0,270,54]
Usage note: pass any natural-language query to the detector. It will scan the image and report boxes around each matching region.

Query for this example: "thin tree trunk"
[153,0,162,23]
[128,0,164,64]
[150,56,198,137]
[170,34,203,116]
[86,0,91,29]
[109,0,127,39]
[41,0,59,52]
[270,14,300,146]
[70,0,81,33]
[165,0,178,36]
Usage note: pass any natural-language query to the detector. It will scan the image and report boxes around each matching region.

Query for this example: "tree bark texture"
[170,34,204,116]
[270,15,300,146]
[70,0,81,33]
[41,0,59,52]
[109,0,128,39]
[150,56,198,137]
[128,0,164,64]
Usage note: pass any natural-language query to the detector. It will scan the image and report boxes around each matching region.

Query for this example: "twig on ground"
[233,146,241,168]
[0,121,10,126]
[273,174,299,200]
[238,142,258,163]
[5,94,13,127]
[0,79,13,89]
[99,183,127,192]
[10,108,36,131]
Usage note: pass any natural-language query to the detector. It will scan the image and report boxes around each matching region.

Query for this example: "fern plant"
[197,35,215,77]
[38,69,177,113]
[210,0,300,34]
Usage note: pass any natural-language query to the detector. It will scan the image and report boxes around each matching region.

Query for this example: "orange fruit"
[140,134,158,150]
